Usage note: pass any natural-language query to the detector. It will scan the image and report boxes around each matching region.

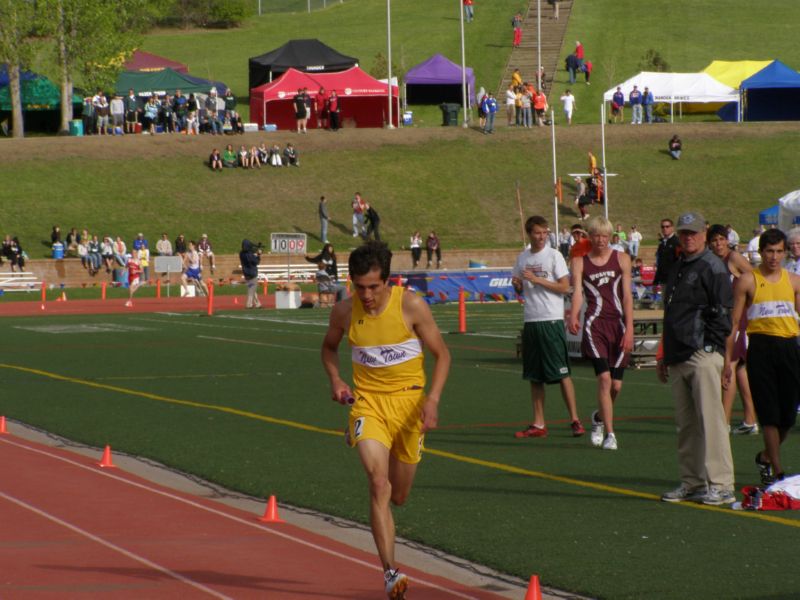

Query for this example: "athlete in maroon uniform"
[569,217,634,450]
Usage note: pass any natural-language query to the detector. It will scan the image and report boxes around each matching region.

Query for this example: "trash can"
[52,242,64,259]
[402,111,413,126]
[440,103,460,126]
[69,119,84,136]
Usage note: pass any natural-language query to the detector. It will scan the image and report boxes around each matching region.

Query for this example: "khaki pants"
[670,350,734,491]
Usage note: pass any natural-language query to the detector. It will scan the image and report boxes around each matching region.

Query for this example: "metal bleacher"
[0,271,42,293]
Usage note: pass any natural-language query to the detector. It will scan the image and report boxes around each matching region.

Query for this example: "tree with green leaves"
[0,0,38,138]
[41,0,158,133]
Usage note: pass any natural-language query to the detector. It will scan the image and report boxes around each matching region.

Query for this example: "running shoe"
[731,421,760,435]
[701,486,736,506]
[755,451,774,486]
[661,484,706,503]
[570,420,586,437]
[384,569,408,599]
[515,424,548,438]
[601,432,618,450]
[124,300,133,308]
[590,410,604,447]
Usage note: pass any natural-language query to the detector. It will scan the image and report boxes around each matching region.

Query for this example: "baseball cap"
[676,212,706,233]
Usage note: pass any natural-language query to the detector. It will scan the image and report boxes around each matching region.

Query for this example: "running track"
[0,433,513,599]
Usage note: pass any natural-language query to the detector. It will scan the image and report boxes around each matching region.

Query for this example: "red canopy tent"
[124,50,189,74]
[249,67,399,129]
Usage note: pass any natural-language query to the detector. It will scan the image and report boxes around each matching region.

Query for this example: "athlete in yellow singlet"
[726,228,800,484]
[322,242,450,600]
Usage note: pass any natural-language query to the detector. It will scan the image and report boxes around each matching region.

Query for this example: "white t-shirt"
[512,246,569,322]
[505,89,516,106]
[746,235,761,264]
[560,94,575,112]
[629,231,643,243]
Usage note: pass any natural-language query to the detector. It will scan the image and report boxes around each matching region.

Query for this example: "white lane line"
[218,314,328,327]
[196,335,318,353]
[0,489,233,600]
[0,438,482,600]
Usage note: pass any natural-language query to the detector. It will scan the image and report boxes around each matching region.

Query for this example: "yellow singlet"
[746,269,800,338]
[349,285,425,393]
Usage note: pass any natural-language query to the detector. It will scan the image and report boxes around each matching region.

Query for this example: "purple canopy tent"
[403,54,475,106]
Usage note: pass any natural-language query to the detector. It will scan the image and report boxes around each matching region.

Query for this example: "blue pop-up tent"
[759,205,779,225]
[740,60,800,121]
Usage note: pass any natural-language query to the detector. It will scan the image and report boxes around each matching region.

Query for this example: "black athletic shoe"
[755,451,774,486]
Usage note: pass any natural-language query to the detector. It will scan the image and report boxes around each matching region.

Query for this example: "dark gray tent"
[248,39,358,91]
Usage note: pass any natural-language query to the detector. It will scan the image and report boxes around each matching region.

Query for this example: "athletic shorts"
[347,389,426,464]
[185,267,201,281]
[582,319,629,371]
[522,320,571,384]
[746,334,800,429]
[128,276,140,287]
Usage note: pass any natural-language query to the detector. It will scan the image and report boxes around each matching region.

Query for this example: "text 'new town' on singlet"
[746,269,800,338]
[349,285,425,394]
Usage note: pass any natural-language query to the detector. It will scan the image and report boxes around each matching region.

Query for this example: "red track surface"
[0,435,509,599]
[0,294,290,318]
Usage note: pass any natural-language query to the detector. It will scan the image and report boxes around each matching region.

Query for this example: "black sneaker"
[755,451,774,486]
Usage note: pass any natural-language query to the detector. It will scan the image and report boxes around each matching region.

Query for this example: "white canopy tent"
[603,72,740,122]
[778,189,800,232]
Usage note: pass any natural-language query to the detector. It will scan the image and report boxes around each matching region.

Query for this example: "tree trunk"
[57,0,72,133]
[9,63,25,138]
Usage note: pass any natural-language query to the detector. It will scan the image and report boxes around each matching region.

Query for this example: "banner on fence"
[398,269,516,304]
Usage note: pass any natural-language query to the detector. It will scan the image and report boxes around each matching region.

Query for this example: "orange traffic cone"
[0,416,8,434]
[524,574,542,600]
[259,495,285,523]
[97,445,117,468]
[234,297,239,305]
[60,291,67,302]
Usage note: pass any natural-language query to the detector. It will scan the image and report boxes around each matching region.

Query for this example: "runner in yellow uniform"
[322,241,450,599]
[726,228,800,485]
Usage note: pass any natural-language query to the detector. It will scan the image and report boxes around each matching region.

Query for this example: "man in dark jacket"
[657,212,735,507]
[565,53,580,84]
[653,218,680,286]
[364,203,381,241]
[240,239,262,308]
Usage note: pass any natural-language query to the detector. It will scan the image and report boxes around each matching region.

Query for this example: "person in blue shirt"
[482,92,498,134]
[611,86,625,124]
[629,85,643,125]
[642,86,655,123]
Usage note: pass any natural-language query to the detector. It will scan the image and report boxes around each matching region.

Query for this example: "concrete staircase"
[498,0,574,97]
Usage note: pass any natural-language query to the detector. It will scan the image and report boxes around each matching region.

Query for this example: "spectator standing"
[173,90,188,132]
[156,233,173,256]
[463,0,474,22]
[410,231,422,268]
[124,88,139,134]
[520,87,533,128]
[505,83,516,126]
[653,218,679,286]
[658,211,735,506]
[294,88,308,133]
[223,88,236,122]
[481,92,497,134]
[426,231,442,269]
[568,217,634,450]
[669,135,682,159]
[82,96,95,135]
[533,88,548,126]
[110,95,124,133]
[642,86,655,123]
[143,95,159,134]
[327,91,340,131]
[558,226,571,258]
[726,228,800,486]
[364,203,381,241]
[186,93,200,135]
[512,215,585,439]
[352,193,367,238]
[205,89,222,135]
[240,239,262,309]
[575,41,584,68]
[318,196,329,243]
[315,87,328,128]
[611,86,625,123]
[560,89,576,125]
[628,225,642,258]
[629,86,643,125]
[512,12,523,48]
[565,53,580,85]
[583,60,593,85]
[550,0,560,20]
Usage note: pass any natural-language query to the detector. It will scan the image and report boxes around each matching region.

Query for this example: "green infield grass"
[0,304,798,599]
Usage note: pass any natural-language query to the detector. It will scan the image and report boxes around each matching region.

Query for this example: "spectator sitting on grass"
[239,145,251,168]
[269,144,283,167]
[156,233,173,256]
[283,143,299,166]
[669,134,682,160]
[257,142,269,164]
[222,144,237,168]
[249,145,262,168]
[209,148,222,170]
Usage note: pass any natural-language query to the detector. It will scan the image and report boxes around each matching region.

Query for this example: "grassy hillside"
[1,122,798,257]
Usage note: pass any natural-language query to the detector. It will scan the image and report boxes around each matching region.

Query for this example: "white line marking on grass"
[0,439,482,600]
[468,363,664,386]
[96,373,247,381]
[196,335,318,353]
[131,317,324,337]
[0,489,233,599]
[218,314,328,327]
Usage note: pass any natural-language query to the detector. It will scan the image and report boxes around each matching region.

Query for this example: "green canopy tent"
[114,68,225,97]
[0,74,81,111]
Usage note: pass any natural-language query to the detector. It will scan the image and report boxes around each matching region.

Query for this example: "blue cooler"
[52,242,64,259]
[69,120,84,136]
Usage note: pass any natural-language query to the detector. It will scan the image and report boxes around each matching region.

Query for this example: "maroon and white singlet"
[580,250,628,367]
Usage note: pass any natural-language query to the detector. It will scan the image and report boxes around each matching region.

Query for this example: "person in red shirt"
[315,87,328,129]
[569,224,592,259]
[584,60,593,85]
[463,0,474,23]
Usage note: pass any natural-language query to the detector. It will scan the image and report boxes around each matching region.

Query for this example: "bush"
[638,49,671,73]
